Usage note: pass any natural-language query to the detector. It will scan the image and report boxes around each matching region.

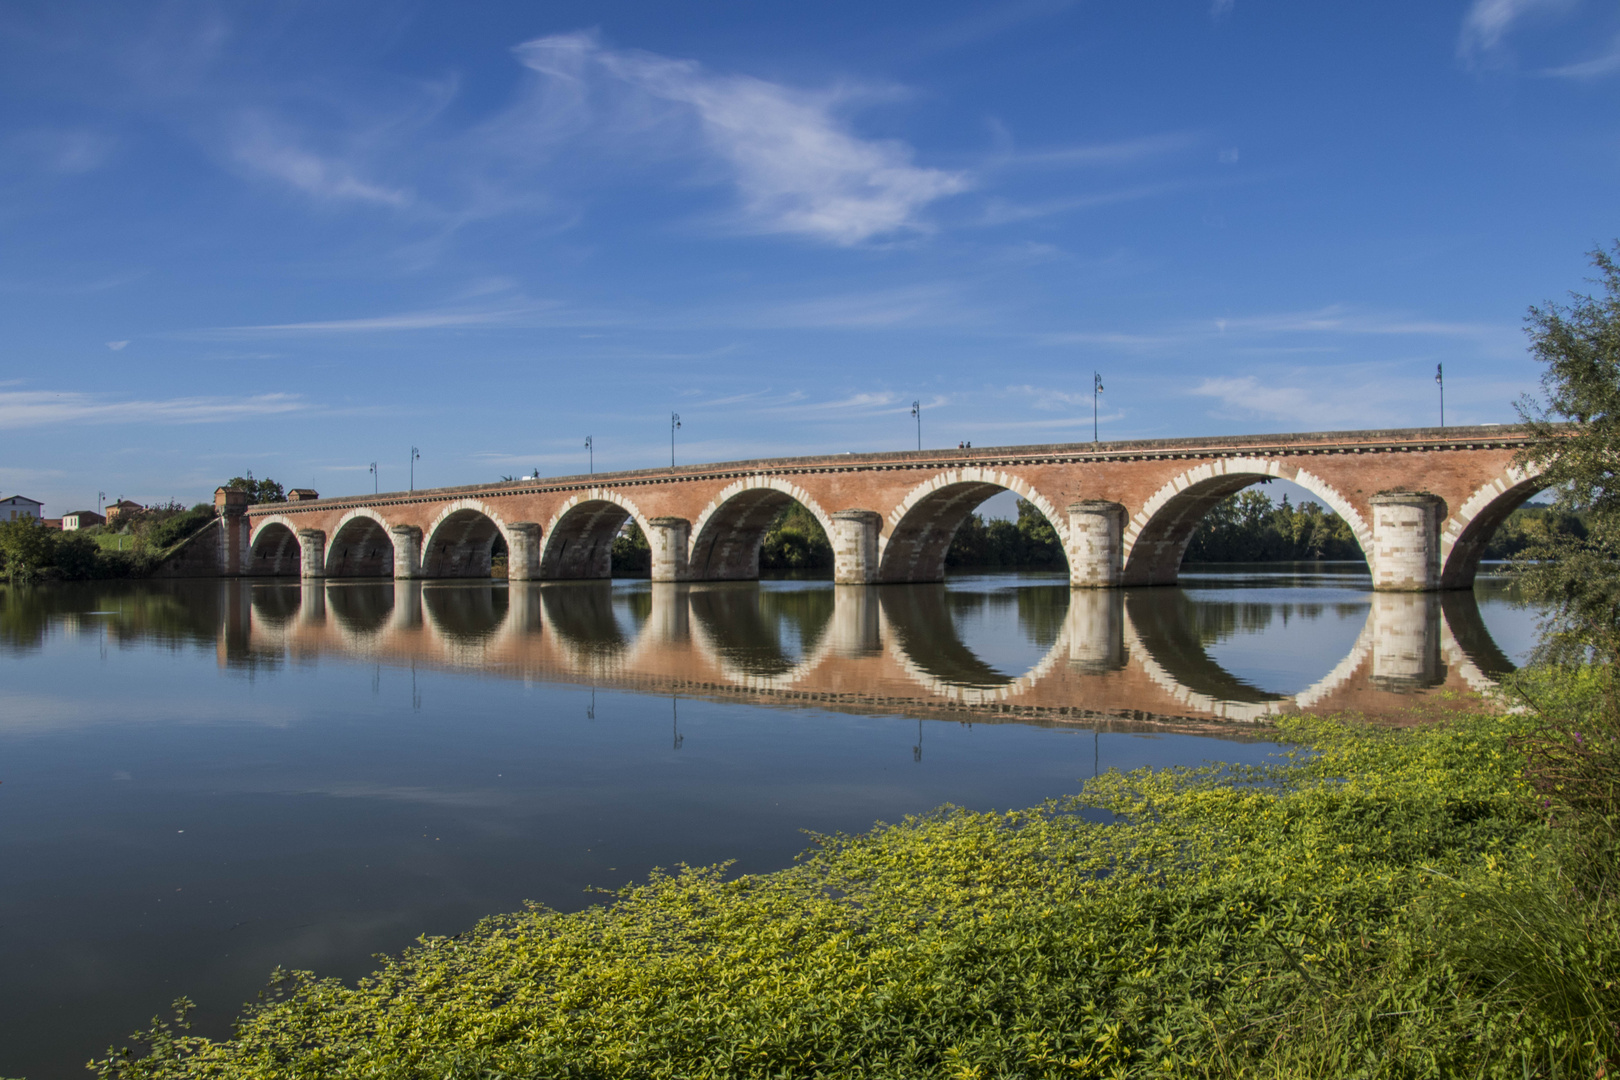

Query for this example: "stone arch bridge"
[201,425,1542,591]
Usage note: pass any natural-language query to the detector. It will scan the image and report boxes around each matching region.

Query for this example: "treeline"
[946,499,1064,569]
[1184,489,1362,562]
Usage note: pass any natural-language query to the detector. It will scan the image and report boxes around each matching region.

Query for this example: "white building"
[1,495,43,522]
[62,510,105,530]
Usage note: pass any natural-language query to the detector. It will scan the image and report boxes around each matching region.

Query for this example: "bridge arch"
[248,516,303,576]
[1122,458,1369,586]
[540,489,653,580]
[326,508,395,578]
[688,477,836,581]
[879,468,1070,583]
[1440,461,1548,588]
[423,499,512,579]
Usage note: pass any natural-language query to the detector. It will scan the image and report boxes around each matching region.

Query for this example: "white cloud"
[1190,376,1409,429]
[1458,0,1577,61]
[0,390,307,428]
[230,113,410,207]
[511,31,969,244]
[105,340,130,351]
[1541,34,1620,77]
[7,129,117,175]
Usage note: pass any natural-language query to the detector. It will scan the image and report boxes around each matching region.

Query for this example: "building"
[1,495,43,522]
[286,488,320,502]
[41,519,62,530]
[61,510,105,530]
[104,499,144,525]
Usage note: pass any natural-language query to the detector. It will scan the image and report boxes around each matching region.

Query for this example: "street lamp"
[670,413,681,468]
[369,462,378,494]
[97,491,106,517]
[410,446,420,492]
[585,435,594,476]
[1093,372,1104,443]
[911,400,921,451]
[1435,364,1445,428]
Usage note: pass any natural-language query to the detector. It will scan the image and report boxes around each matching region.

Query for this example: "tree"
[226,474,286,504]
[0,519,57,582]
[1514,242,1620,665]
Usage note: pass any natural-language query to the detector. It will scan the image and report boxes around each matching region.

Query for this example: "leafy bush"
[612,521,650,575]
[760,502,832,570]
[91,707,1618,1079]
[142,506,214,552]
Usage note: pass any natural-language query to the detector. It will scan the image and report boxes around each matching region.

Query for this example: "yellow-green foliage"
[97,712,1618,1080]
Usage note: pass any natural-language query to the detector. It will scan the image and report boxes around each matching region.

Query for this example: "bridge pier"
[297,529,326,580]
[648,517,691,582]
[1370,492,1444,591]
[1067,501,1126,588]
[390,525,423,579]
[831,510,882,584]
[506,522,541,581]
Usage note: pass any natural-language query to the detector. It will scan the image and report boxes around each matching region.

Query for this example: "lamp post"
[369,462,378,494]
[911,400,921,451]
[1435,364,1445,428]
[410,447,420,492]
[1093,372,1104,443]
[585,435,593,476]
[97,491,105,518]
[670,413,681,468]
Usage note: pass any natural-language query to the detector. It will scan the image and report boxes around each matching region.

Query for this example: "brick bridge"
[202,425,1543,591]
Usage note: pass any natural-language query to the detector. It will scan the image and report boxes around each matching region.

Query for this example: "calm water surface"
[0,566,1537,1078]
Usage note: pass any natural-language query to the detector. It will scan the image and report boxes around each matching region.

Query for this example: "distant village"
[0,494,145,532]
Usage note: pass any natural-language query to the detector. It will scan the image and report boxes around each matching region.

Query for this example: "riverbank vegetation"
[0,502,217,583]
[93,690,1618,1079]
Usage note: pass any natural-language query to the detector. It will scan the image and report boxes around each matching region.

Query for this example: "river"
[0,565,1538,1078]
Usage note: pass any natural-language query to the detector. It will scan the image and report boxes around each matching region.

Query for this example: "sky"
[1,0,1617,516]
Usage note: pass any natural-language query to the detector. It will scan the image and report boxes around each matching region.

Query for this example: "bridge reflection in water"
[221,572,1518,725]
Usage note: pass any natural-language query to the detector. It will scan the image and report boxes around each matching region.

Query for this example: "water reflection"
[25,570,1520,723]
[0,568,1535,1079]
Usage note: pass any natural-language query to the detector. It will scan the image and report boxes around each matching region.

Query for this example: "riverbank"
[94,678,1617,1079]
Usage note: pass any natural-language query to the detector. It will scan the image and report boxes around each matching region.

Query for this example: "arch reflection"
[228,575,1521,724]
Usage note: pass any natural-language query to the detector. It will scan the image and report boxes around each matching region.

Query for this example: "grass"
[92,701,1618,1080]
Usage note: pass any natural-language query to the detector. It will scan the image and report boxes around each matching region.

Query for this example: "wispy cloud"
[746,284,974,328]
[976,179,1199,226]
[6,128,117,175]
[1039,305,1515,353]
[105,340,130,351]
[1540,34,1620,77]
[0,390,308,428]
[201,296,580,335]
[511,30,969,244]
[1458,0,1578,63]
[987,131,1202,171]
[1191,375,1416,429]
[229,113,411,207]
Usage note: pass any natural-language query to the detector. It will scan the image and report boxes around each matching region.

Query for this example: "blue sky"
[1,0,1617,516]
